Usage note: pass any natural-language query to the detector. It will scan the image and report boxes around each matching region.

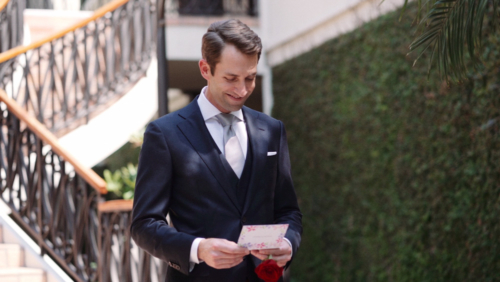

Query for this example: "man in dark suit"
[131,19,302,282]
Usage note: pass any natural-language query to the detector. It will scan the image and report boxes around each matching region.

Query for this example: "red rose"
[254,259,283,282]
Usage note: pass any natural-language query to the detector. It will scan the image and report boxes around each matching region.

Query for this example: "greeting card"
[237,224,289,250]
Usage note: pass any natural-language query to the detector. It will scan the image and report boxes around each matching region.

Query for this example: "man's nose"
[234,81,248,97]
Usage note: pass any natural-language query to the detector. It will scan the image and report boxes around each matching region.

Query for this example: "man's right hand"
[198,238,249,269]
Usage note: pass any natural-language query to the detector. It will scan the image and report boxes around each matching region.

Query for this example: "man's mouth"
[226,93,242,100]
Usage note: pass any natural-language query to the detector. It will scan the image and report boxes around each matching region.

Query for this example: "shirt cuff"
[283,238,293,257]
[190,238,205,264]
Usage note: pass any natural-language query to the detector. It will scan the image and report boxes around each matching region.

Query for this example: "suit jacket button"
[242,217,247,223]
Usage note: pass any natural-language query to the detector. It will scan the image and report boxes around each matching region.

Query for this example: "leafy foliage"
[103,163,138,200]
[272,3,500,281]
[406,0,500,80]
[96,128,144,200]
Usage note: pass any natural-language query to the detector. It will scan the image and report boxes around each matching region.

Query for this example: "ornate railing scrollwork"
[0,89,107,281]
[98,200,167,282]
[0,0,156,135]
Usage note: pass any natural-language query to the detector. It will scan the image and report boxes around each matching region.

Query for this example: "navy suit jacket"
[131,97,302,282]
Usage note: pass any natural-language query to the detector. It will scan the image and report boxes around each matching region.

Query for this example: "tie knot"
[216,113,238,127]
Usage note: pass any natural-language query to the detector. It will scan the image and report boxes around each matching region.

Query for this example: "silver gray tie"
[216,113,245,178]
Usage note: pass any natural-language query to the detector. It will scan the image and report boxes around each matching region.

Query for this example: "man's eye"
[246,77,255,81]
[225,77,236,82]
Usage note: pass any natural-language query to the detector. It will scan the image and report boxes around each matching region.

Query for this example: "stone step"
[0,244,24,268]
[0,222,46,281]
[0,267,45,282]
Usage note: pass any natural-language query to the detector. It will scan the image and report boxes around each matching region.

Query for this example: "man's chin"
[223,101,245,112]
[227,106,244,112]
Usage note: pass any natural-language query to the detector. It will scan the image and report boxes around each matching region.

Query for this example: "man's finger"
[250,250,291,267]
[250,251,268,260]
[214,257,244,265]
[251,254,267,260]
[276,261,287,267]
[212,251,247,260]
[255,249,290,256]
[212,258,244,269]
[269,254,290,261]
[216,241,249,254]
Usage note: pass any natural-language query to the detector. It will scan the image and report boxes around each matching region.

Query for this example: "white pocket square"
[267,151,277,156]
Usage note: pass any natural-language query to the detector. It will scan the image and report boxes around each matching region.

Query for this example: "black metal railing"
[98,200,167,282]
[0,93,104,281]
[0,0,161,281]
[167,0,258,16]
[1,93,166,282]
[0,0,24,53]
[0,0,156,134]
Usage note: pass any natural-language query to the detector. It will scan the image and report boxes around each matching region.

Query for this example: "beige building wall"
[260,0,406,67]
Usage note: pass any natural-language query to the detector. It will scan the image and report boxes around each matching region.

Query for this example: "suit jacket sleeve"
[130,121,196,275]
[274,121,303,267]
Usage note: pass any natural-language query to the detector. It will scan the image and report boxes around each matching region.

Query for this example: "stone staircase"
[0,224,46,282]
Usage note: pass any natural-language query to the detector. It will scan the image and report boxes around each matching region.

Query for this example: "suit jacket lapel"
[242,107,268,215]
[177,99,242,213]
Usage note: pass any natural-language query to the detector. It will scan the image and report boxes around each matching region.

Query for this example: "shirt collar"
[197,86,244,122]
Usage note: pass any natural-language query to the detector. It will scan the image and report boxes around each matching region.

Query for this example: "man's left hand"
[250,241,292,267]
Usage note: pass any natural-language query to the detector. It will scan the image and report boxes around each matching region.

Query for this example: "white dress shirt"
[188,87,290,270]
[197,87,248,158]
[189,87,248,269]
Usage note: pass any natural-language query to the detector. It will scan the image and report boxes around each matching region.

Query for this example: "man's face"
[200,44,258,113]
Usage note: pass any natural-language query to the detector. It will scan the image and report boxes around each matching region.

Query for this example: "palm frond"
[402,0,499,81]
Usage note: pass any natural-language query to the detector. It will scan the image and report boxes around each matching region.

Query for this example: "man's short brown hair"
[202,19,262,75]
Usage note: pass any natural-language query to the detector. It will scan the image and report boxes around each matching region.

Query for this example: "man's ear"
[199,59,211,80]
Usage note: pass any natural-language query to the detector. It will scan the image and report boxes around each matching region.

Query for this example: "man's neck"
[204,87,230,114]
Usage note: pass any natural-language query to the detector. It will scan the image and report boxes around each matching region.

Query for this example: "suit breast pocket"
[264,151,278,186]
[266,150,278,165]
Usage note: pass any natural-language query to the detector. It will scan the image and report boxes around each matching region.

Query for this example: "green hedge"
[272,5,500,282]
